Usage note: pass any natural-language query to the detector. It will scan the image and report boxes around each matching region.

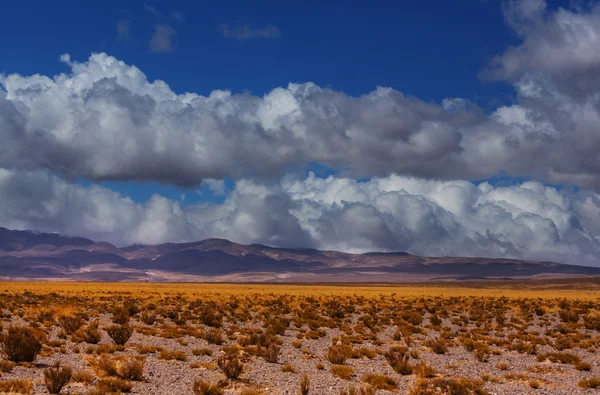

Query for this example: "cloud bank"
[1,170,599,266]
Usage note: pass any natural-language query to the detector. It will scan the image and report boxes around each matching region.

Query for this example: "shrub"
[0,379,33,394]
[43,362,72,394]
[576,361,592,371]
[426,337,448,354]
[106,324,133,346]
[0,324,43,362]
[262,344,280,363]
[384,350,413,375]
[58,314,84,335]
[140,311,157,325]
[536,352,580,365]
[192,379,226,395]
[331,364,354,380]
[72,370,95,384]
[112,307,130,324]
[339,385,375,395]
[300,373,310,395]
[217,352,244,379]
[327,344,353,364]
[73,322,102,344]
[96,377,132,393]
[579,378,600,389]
[362,374,397,390]
[206,328,224,345]
[414,362,436,378]
[409,377,488,395]
[0,359,16,372]
[159,349,187,361]
[529,380,542,389]
[118,358,144,381]
[192,347,213,356]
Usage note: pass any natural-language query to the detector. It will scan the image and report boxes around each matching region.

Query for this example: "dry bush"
[327,344,353,364]
[339,385,376,395]
[352,347,377,359]
[193,379,226,395]
[0,359,16,372]
[43,362,72,394]
[112,306,130,324]
[58,314,84,335]
[217,352,244,379]
[192,347,213,356]
[118,358,145,381]
[261,344,280,363]
[579,378,600,389]
[576,361,592,371]
[137,345,164,354]
[89,355,145,381]
[414,362,436,378]
[529,379,542,389]
[409,377,488,395]
[205,328,225,345]
[331,364,354,380]
[384,347,413,375]
[362,374,397,390]
[140,311,157,325]
[536,352,581,365]
[159,349,187,361]
[300,373,310,395]
[0,324,43,362]
[72,370,95,384]
[106,324,134,346]
[73,322,102,344]
[0,379,33,394]
[190,361,217,370]
[96,377,133,393]
[426,337,448,354]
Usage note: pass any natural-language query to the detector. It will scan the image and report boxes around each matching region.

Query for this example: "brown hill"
[0,227,599,282]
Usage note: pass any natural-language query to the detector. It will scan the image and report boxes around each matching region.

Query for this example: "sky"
[1,0,600,266]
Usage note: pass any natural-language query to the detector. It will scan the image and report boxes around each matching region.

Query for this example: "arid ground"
[0,279,599,394]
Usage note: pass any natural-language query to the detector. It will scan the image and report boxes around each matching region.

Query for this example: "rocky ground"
[0,290,598,394]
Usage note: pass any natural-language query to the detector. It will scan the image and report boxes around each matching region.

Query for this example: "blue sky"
[1,1,517,102]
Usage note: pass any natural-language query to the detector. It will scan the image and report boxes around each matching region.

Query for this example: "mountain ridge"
[0,227,599,282]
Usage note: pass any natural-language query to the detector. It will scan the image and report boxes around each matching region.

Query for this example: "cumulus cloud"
[149,24,175,53]
[220,24,281,40]
[1,170,599,266]
[2,45,600,188]
[484,0,600,97]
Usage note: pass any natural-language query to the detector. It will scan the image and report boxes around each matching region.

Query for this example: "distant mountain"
[1,227,599,282]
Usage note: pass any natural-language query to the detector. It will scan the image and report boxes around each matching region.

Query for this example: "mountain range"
[1,227,599,282]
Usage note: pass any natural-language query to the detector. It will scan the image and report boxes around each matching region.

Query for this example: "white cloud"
[2,48,600,188]
[149,24,175,53]
[484,0,600,97]
[0,170,599,265]
[220,24,280,40]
